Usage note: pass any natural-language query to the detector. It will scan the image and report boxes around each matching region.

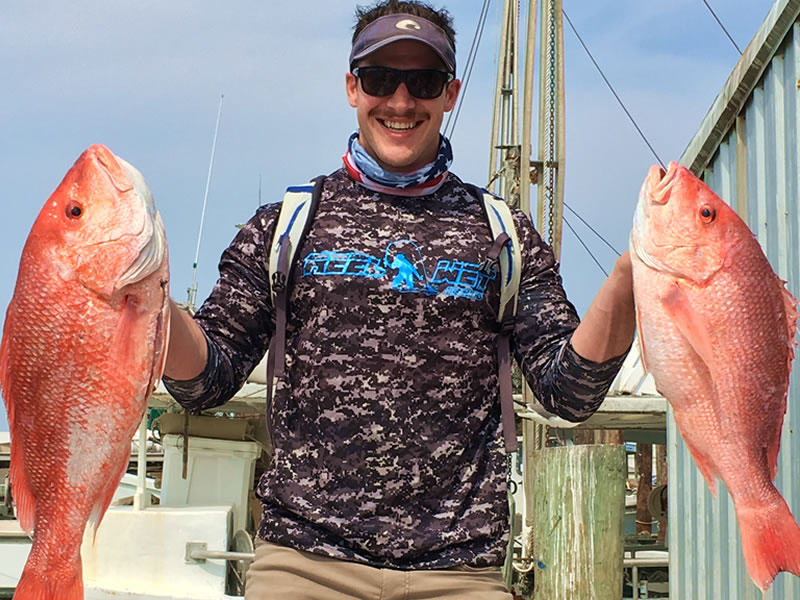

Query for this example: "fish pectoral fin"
[683,435,719,497]
[674,414,719,496]
[148,285,171,393]
[87,452,134,545]
[114,295,144,366]
[635,307,650,373]
[660,281,716,375]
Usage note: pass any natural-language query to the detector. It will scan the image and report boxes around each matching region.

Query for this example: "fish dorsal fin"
[0,328,11,429]
[660,281,716,376]
[0,321,36,535]
[767,281,800,481]
[782,282,798,358]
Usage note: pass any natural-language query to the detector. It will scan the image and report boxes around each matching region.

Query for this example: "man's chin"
[376,139,442,172]
[374,151,422,174]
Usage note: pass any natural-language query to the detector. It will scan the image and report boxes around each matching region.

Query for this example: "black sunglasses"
[352,66,455,100]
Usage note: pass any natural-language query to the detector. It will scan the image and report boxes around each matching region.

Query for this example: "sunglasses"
[352,66,455,99]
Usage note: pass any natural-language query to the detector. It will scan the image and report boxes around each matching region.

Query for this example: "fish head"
[631,161,739,285]
[32,144,167,299]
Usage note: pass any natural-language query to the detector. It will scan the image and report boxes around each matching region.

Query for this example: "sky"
[0,0,776,431]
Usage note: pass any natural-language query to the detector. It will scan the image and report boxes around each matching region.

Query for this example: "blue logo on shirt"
[431,260,496,301]
[302,240,494,301]
[383,240,437,295]
[303,251,386,278]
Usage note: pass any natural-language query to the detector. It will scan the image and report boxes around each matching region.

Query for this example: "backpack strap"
[266,176,325,434]
[481,194,522,326]
[467,185,523,454]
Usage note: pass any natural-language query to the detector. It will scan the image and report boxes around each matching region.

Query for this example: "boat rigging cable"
[701,0,743,55]
[555,7,659,277]
[560,3,744,276]
[563,217,609,277]
[443,0,491,140]
[563,202,622,257]
[562,9,665,169]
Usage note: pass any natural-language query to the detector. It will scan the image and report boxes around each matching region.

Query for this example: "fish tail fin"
[737,497,800,591]
[14,564,83,600]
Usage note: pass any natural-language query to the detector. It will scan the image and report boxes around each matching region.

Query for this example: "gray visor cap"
[349,13,456,72]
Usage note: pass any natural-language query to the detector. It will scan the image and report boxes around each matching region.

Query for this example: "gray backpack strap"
[266,177,325,434]
[471,185,523,454]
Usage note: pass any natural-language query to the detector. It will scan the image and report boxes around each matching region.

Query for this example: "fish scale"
[630,161,800,593]
[0,145,169,600]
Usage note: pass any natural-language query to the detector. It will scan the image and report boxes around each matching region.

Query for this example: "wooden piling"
[529,444,625,599]
[636,443,653,535]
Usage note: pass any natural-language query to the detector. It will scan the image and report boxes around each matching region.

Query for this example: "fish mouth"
[94,145,135,194]
[633,161,681,246]
[648,161,684,205]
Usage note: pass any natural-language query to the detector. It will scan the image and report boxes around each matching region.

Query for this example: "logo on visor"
[395,18,422,31]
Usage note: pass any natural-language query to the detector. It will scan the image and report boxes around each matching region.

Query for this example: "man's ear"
[443,78,462,112]
[346,72,359,108]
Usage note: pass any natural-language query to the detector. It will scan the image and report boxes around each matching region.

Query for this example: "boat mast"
[187,94,225,311]
[536,0,565,260]
[488,0,520,204]
[489,1,565,588]
[489,0,564,254]
[489,0,565,444]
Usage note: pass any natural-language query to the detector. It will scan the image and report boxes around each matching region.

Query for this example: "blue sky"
[0,1,774,431]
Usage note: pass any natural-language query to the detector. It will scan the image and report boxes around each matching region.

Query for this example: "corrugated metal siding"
[671,5,800,598]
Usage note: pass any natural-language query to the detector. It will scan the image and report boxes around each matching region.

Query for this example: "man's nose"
[385,82,416,109]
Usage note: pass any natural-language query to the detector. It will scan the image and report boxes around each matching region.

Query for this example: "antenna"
[187,94,224,310]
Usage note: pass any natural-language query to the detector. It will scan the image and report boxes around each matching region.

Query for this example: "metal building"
[673,0,800,597]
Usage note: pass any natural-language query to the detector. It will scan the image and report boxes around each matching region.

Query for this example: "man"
[163,1,636,599]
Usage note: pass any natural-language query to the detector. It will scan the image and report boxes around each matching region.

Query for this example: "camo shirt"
[163,168,628,569]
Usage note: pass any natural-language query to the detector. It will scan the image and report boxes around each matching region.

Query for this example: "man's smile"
[379,119,422,131]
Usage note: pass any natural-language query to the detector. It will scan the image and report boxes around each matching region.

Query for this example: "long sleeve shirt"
[163,168,627,569]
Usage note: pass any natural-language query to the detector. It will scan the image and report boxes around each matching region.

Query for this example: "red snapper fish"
[630,161,800,591]
[0,145,170,599]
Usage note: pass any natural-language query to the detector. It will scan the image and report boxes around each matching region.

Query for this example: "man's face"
[346,39,461,174]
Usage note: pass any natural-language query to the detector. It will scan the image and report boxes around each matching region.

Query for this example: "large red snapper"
[0,145,169,599]
[630,161,800,591]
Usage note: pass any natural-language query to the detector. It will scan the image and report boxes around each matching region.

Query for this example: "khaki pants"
[245,540,513,600]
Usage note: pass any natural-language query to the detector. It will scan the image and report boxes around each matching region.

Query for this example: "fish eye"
[66,202,83,219]
[700,206,716,223]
